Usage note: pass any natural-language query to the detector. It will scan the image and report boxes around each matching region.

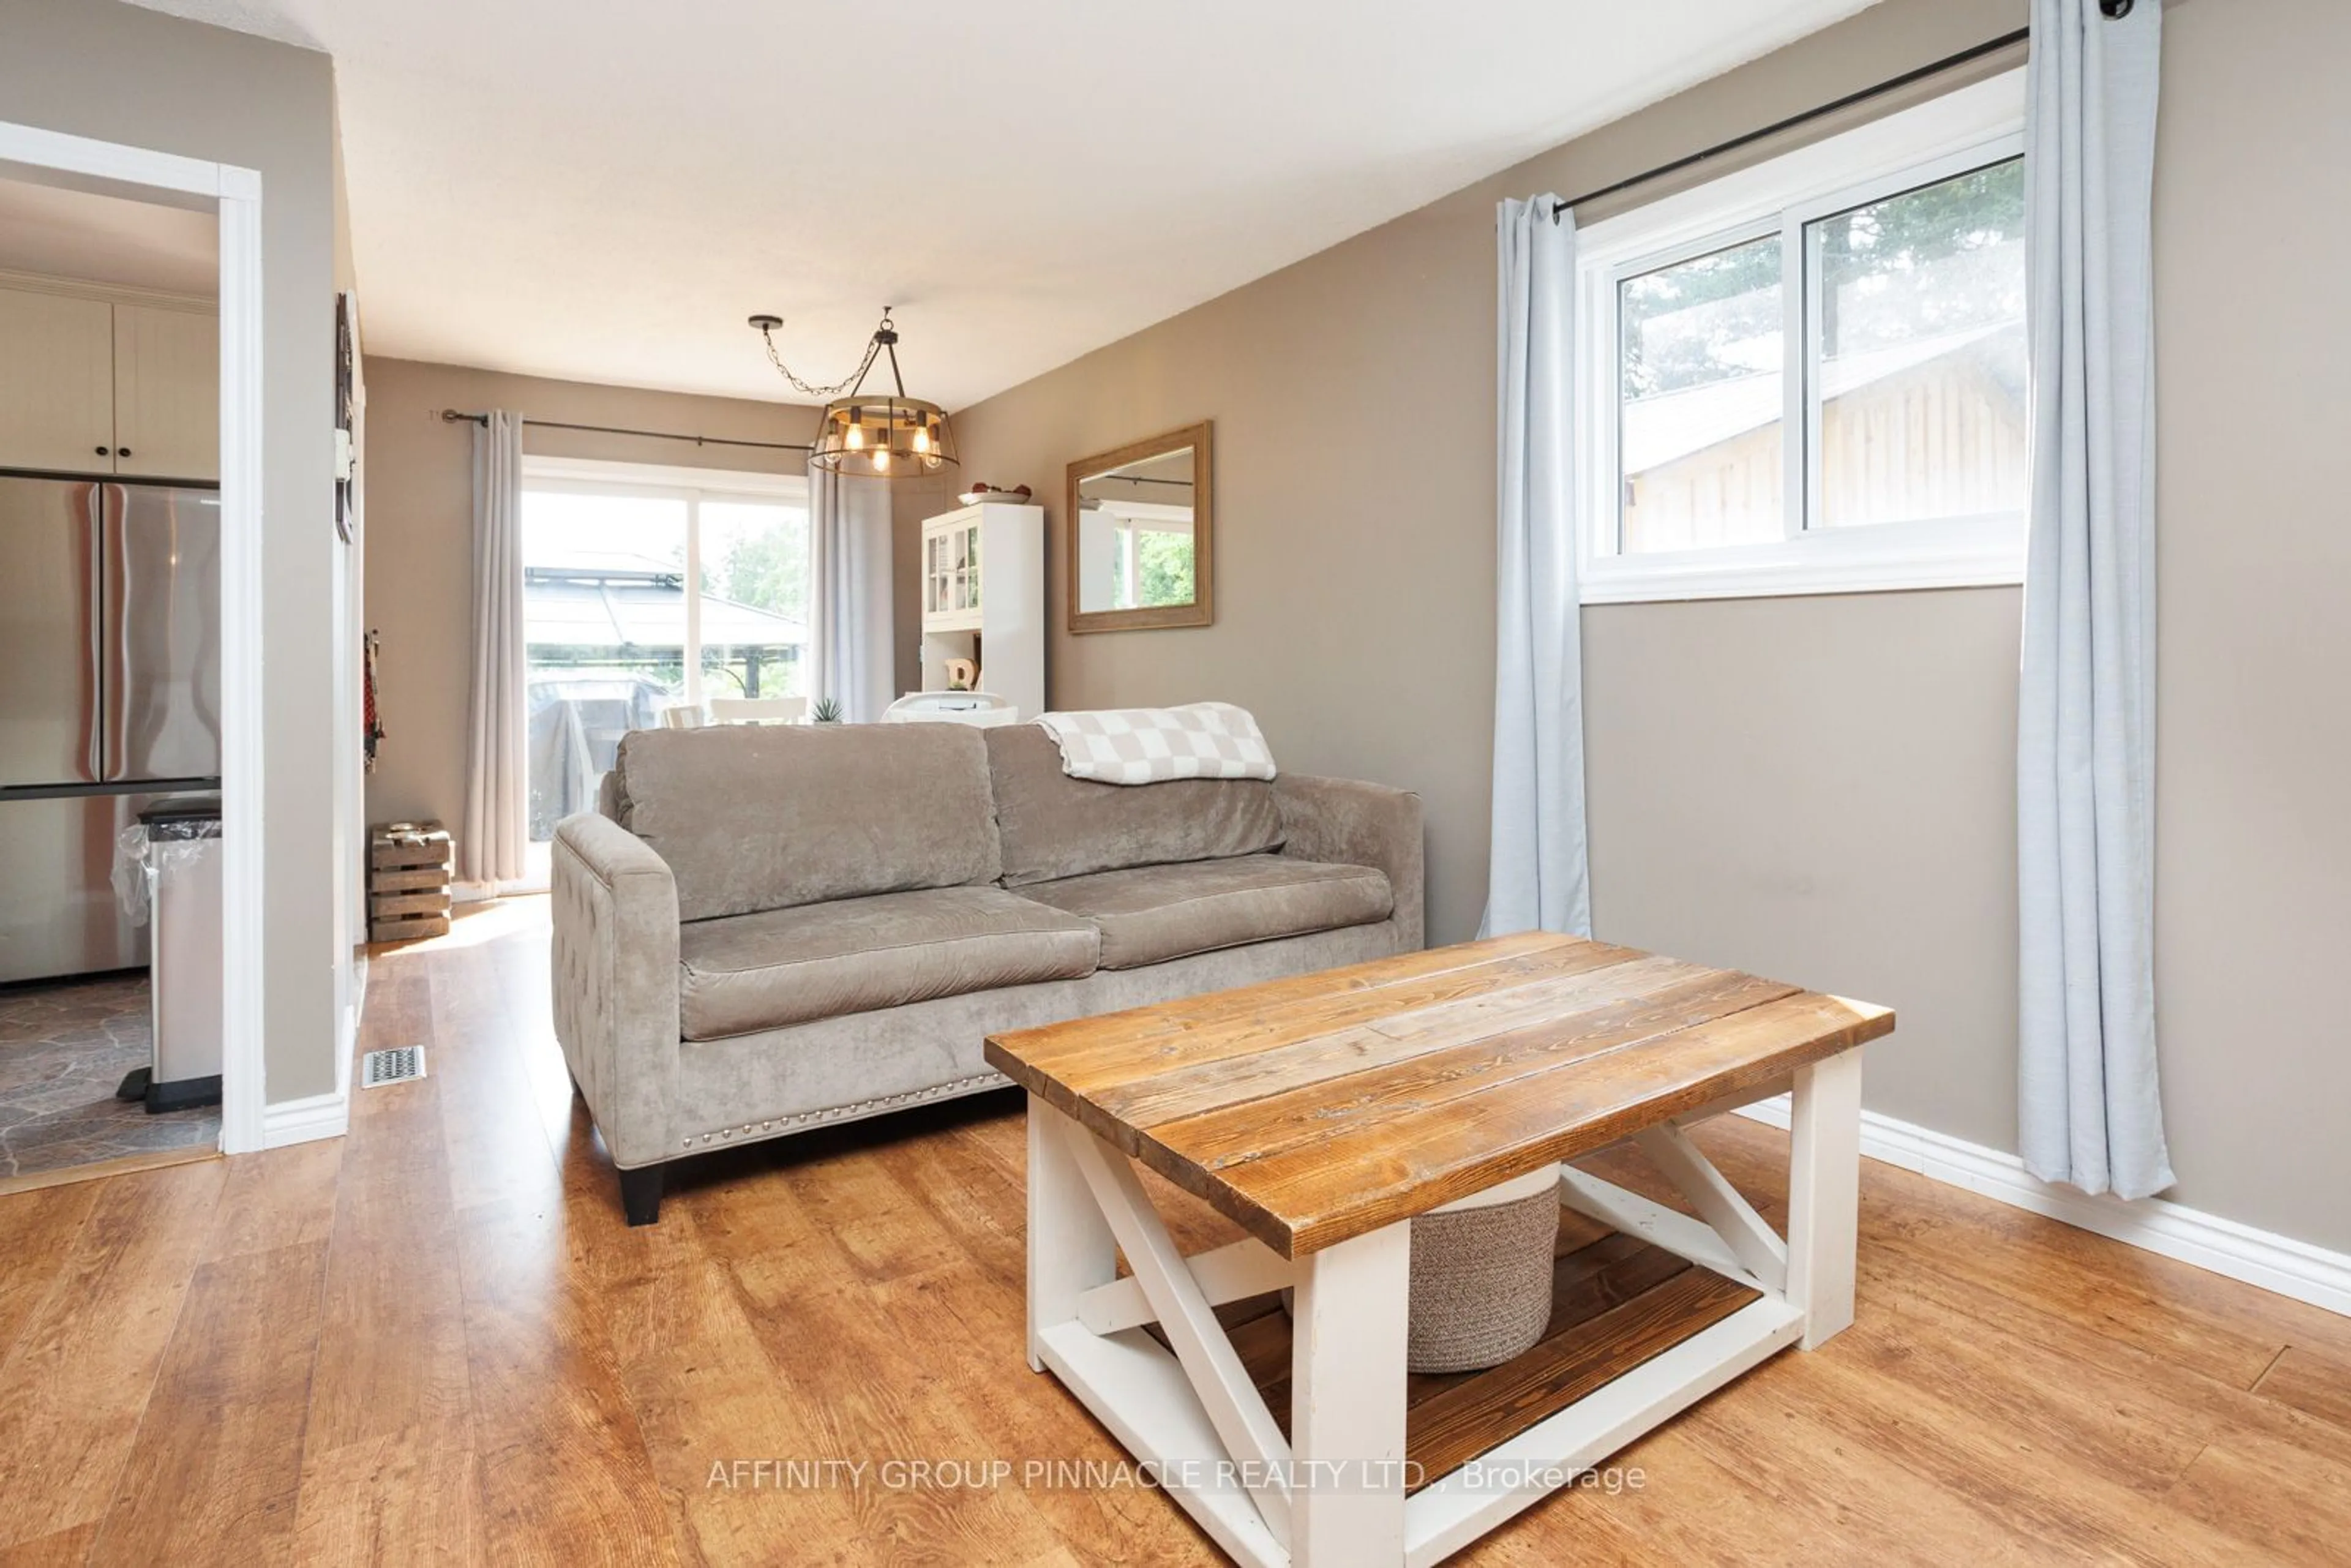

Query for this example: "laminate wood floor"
[0,896,2344,1566]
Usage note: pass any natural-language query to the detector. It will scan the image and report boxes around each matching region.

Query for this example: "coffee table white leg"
[1289,1220,1410,1567]
[1786,1046,1865,1349]
[1027,1097,1116,1373]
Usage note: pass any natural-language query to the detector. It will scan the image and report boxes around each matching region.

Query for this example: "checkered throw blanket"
[1033,702,1278,786]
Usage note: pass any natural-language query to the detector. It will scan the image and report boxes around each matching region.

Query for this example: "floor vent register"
[361,1046,427,1088]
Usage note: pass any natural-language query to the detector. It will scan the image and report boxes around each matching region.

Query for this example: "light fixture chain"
[758,322,882,400]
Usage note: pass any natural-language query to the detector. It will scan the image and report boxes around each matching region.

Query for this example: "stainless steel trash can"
[132,795,223,1112]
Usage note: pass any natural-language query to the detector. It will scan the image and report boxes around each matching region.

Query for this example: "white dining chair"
[658,702,707,729]
[707,696,809,726]
[882,691,1021,727]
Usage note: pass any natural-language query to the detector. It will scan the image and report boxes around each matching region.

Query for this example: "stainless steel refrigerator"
[0,473,221,985]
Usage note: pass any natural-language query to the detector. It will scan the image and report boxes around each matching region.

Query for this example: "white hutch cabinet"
[913,501,1044,722]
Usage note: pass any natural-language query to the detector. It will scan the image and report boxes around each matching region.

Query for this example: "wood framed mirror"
[1066,421,1212,633]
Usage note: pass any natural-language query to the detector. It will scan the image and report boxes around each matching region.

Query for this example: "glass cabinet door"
[923,519,990,621]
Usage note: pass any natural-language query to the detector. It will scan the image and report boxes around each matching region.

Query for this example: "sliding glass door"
[696,500,811,704]
[517,461,809,853]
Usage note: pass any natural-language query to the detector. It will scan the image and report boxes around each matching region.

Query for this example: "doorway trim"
[0,120,271,1154]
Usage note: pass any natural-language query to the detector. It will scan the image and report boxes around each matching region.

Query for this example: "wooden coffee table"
[985,932,1893,1567]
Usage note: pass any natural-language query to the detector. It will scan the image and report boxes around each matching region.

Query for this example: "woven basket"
[1405,1168,1561,1373]
[1287,1167,1562,1371]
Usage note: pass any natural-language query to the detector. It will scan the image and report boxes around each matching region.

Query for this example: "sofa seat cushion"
[1013,855,1393,971]
[677,886,1100,1040]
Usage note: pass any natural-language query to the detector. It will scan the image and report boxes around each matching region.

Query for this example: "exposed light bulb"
[845,407,864,451]
[872,446,891,473]
[912,423,931,455]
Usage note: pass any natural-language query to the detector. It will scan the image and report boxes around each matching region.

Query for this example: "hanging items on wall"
[747,307,958,480]
[335,292,359,541]
[363,629,385,773]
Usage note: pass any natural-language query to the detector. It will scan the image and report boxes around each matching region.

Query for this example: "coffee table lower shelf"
[1037,1262,1804,1568]
[1183,1219,1765,1491]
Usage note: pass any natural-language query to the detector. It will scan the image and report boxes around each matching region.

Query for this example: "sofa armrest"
[1273,775,1425,951]
[550,811,681,1169]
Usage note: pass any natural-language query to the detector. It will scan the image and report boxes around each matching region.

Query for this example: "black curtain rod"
[1551,25,2034,221]
[438,408,814,454]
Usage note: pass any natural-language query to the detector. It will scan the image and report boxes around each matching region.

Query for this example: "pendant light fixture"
[748,307,958,479]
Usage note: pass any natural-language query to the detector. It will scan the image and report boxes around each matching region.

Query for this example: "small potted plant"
[809,697,844,724]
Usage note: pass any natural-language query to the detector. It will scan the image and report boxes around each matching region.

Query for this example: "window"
[519,458,808,846]
[1578,72,2028,601]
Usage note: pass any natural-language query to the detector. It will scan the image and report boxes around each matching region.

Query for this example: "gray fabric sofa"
[551,721,1423,1223]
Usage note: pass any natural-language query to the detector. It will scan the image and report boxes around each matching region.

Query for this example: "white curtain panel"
[460,410,527,886]
[808,466,895,723]
[1480,197,1591,939]
[2017,0,2173,1199]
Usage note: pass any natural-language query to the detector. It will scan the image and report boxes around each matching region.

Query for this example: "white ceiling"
[129,0,1878,409]
[0,176,217,296]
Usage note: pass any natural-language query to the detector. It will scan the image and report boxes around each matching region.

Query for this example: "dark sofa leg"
[619,1166,663,1226]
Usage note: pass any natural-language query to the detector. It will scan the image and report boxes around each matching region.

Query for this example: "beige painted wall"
[951,0,2351,1251]
[0,0,345,1103]
[2143,0,2351,1250]
[361,358,823,829]
[893,474,966,701]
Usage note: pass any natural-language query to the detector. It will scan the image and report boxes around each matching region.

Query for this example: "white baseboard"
[1731,1097,2351,1319]
[261,1087,349,1149]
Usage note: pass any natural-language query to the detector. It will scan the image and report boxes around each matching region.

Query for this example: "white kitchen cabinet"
[0,282,217,480]
[0,287,117,474]
[112,302,219,481]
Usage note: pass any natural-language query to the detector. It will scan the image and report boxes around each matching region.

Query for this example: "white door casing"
[0,118,274,1154]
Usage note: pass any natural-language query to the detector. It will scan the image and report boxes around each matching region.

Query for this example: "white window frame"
[1575,70,2028,604]
[519,454,809,707]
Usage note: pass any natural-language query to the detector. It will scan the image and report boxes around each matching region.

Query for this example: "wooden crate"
[370,890,452,920]
[371,820,453,872]
[369,820,454,943]
[370,913,451,944]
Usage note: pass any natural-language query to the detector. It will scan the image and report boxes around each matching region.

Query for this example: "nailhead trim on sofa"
[681,1070,1009,1149]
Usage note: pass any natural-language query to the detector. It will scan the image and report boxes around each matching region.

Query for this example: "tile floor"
[0,972,217,1179]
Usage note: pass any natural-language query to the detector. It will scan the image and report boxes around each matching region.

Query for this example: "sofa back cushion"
[984,722,1284,887]
[613,723,1002,921]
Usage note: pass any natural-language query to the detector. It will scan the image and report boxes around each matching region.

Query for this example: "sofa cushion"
[984,722,1284,887]
[613,723,1002,922]
[677,885,1100,1040]
[1012,854,1393,971]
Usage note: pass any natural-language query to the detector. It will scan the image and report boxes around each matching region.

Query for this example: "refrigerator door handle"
[85,487,105,782]
[100,485,130,781]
